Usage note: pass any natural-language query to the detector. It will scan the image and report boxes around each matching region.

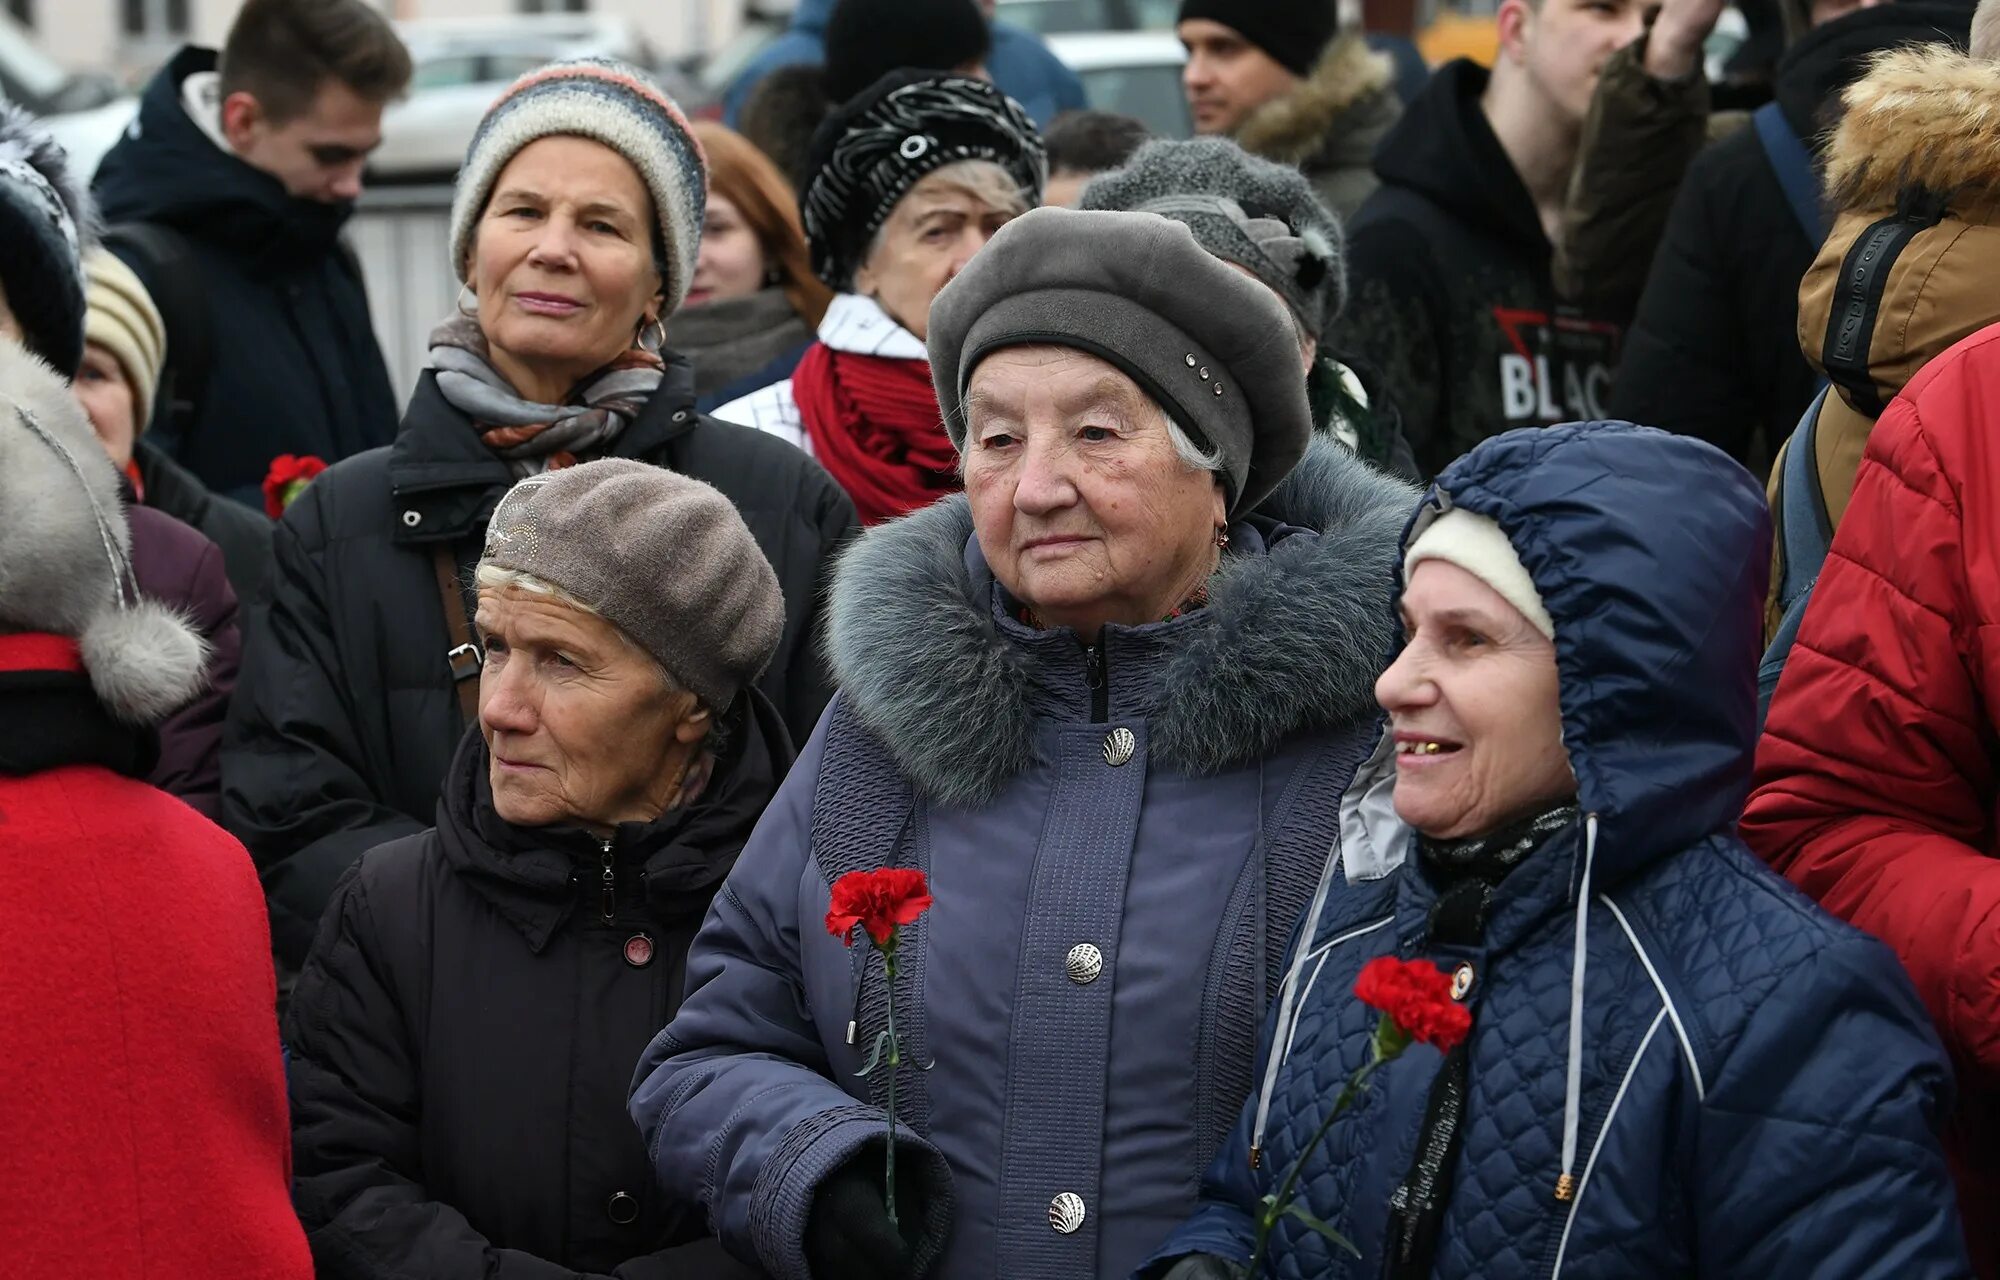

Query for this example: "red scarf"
[791,341,959,525]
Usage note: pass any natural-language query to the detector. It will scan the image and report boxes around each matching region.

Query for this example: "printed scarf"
[790,341,958,525]
[428,314,665,477]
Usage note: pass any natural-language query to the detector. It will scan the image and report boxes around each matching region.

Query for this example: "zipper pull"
[1085,644,1105,691]
[599,839,616,926]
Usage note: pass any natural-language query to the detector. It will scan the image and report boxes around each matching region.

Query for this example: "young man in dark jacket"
[92,0,411,509]
[1331,0,1643,478]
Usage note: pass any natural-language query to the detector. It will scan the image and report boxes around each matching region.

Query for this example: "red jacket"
[0,633,310,1278]
[1745,322,2000,1277]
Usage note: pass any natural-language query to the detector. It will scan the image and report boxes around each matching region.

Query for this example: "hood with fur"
[1798,43,2000,419]
[0,339,207,724]
[1235,34,1400,176]
[825,438,1417,807]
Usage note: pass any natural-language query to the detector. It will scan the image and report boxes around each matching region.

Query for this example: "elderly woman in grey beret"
[284,460,778,1279]
[632,207,1418,1280]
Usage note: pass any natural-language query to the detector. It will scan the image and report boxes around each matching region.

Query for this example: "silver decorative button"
[1049,1192,1086,1234]
[1102,727,1136,767]
[899,134,929,159]
[1184,353,1197,367]
[1065,943,1103,985]
[402,510,422,527]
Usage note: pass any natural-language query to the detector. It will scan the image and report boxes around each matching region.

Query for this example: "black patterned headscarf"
[801,71,1046,291]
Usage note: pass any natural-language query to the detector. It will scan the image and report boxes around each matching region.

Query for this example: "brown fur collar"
[1824,45,2000,212]
[1235,33,1396,166]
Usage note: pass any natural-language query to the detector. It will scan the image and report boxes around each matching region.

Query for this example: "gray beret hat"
[1080,137,1345,339]
[927,206,1311,514]
[479,459,784,712]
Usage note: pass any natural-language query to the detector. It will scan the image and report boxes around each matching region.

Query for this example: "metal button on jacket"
[1102,727,1136,767]
[607,1191,639,1224]
[1048,1192,1086,1234]
[1451,962,1475,1001]
[1065,943,1103,985]
[624,933,655,968]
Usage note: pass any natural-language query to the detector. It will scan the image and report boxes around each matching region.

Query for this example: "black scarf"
[1384,802,1579,1278]
[0,667,154,778]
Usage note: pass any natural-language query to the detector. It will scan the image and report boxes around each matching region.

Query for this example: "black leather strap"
[1818,188,1950,418]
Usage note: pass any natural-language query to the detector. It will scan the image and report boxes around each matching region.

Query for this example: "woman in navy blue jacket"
[1145,421,1971,1279]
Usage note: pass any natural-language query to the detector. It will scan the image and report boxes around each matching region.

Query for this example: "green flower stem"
[883,938,901,1230]
[1246,1027,1402,1276]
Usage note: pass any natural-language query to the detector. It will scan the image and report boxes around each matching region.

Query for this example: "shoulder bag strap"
[431,543,482,725]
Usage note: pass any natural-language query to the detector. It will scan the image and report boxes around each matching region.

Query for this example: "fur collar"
[1235,33,1397,168]
[825,439,1416,807]
[1824,45,2000,212]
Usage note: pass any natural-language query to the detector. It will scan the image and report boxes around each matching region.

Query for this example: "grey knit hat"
[478,460,784,712]
[928,206,1311,514]
[449,59,708,315]
[1080,137,1345,339]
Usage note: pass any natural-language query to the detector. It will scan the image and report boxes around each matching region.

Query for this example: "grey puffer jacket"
[629,440,1416,1280]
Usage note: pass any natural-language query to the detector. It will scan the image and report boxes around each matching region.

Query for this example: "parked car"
[995,0,1179,34]
[1045,30,1189,137]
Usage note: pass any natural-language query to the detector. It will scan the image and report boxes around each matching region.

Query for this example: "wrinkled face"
[1179,18,1301,137]
[962,346,1227,638]
[475,587,708,831]
[1504,0,1647,126]
[853,169,1018,340]
[75,343,139,469]
[222,78,385,203]
[1375,559,1575,839]
[687,192,767,307]
[470,136,665,400]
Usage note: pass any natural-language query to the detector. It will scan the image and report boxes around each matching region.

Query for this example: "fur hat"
[0,339,207,724]
[1404,507,1555,639]
[1081,136,1346,338]
[449,59,708,316]
[0,103,94,377]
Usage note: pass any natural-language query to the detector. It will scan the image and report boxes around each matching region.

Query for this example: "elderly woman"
[681,121,832,409]
[224,60,858,975]
[1145,424,1968,1279]
[631,207,1417,1280]
[285,460,782,1278]
[715,70,1044,524]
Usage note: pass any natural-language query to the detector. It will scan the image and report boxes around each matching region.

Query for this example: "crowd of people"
[3,0,2000,1273]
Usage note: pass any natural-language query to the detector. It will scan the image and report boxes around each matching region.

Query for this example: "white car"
[1044,30,1189,138]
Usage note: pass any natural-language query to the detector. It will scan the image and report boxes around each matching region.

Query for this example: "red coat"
[1745,322,2000,1277]
[0,633,310,1279]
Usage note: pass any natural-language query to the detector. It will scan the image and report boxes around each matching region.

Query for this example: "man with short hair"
[1176,0,1401,221]
[1040,109,1150,207]
[93,0,411,509]
[1330,0,1642,477]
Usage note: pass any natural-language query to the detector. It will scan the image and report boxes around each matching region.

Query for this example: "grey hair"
[863,159,1034,271]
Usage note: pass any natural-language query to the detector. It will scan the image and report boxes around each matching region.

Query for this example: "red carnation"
[1354,956,1472,1053]
[262,454,329,518]
[825,868,933,948]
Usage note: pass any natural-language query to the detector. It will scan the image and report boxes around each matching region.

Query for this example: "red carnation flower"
[825,868,933,948]
[263,454,329,518]
[1354,956,1472,1053]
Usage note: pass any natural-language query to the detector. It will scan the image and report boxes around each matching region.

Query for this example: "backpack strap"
[1816,188,1952,418]
[1751,102,1825,244]
[431,543,482,726]
[101,222,213,443]
[810,700,931,1134]
[1776,386,1835,606]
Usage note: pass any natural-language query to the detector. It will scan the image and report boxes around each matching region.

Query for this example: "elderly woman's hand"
[805,1142,947,1280]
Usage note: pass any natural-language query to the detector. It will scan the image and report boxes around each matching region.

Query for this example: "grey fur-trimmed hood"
[826,439,1417,807]
[0,338,208,725]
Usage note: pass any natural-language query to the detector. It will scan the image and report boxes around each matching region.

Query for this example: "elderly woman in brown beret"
[285,460,777,1279]
[633,207,1417,1280]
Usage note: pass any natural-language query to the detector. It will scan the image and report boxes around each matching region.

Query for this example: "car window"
[994,0,1119,35]
[410,54,485,90]
[1077,62,1191,138]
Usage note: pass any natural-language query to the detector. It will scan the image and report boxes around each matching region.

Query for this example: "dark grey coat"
[629,440,1416,1280]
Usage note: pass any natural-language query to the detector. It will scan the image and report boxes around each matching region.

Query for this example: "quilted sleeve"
[1744,388,2000,1080]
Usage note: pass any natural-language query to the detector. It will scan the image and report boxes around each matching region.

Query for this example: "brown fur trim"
[1235,33,1395,165]
[1824,45,2000,211]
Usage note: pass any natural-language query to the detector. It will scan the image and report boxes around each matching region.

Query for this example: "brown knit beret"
[479,459,784,711]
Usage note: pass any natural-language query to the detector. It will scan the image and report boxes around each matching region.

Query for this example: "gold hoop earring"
[457,283,478,318]
[638,316,667,354]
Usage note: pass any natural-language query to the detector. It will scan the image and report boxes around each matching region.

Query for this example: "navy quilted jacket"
[1143,423,1970,1279]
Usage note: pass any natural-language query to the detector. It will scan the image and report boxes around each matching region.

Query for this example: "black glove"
[1162,1255,1250,1280]
[804,1140,943,1280]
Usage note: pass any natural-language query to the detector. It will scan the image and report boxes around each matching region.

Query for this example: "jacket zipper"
[1085,642,1108,723]
[599,837,617,925]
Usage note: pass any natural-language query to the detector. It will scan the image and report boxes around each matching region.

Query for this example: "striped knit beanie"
[449,59,708,315]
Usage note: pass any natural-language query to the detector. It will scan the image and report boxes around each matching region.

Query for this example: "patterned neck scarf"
[428,313,666,477]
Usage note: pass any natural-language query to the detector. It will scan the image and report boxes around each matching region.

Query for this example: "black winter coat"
[224,359,856,969]
[1332,61,1623,479]
[1609,4,1972,467]
[285,700,785,1279]
[94,47,399,507]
